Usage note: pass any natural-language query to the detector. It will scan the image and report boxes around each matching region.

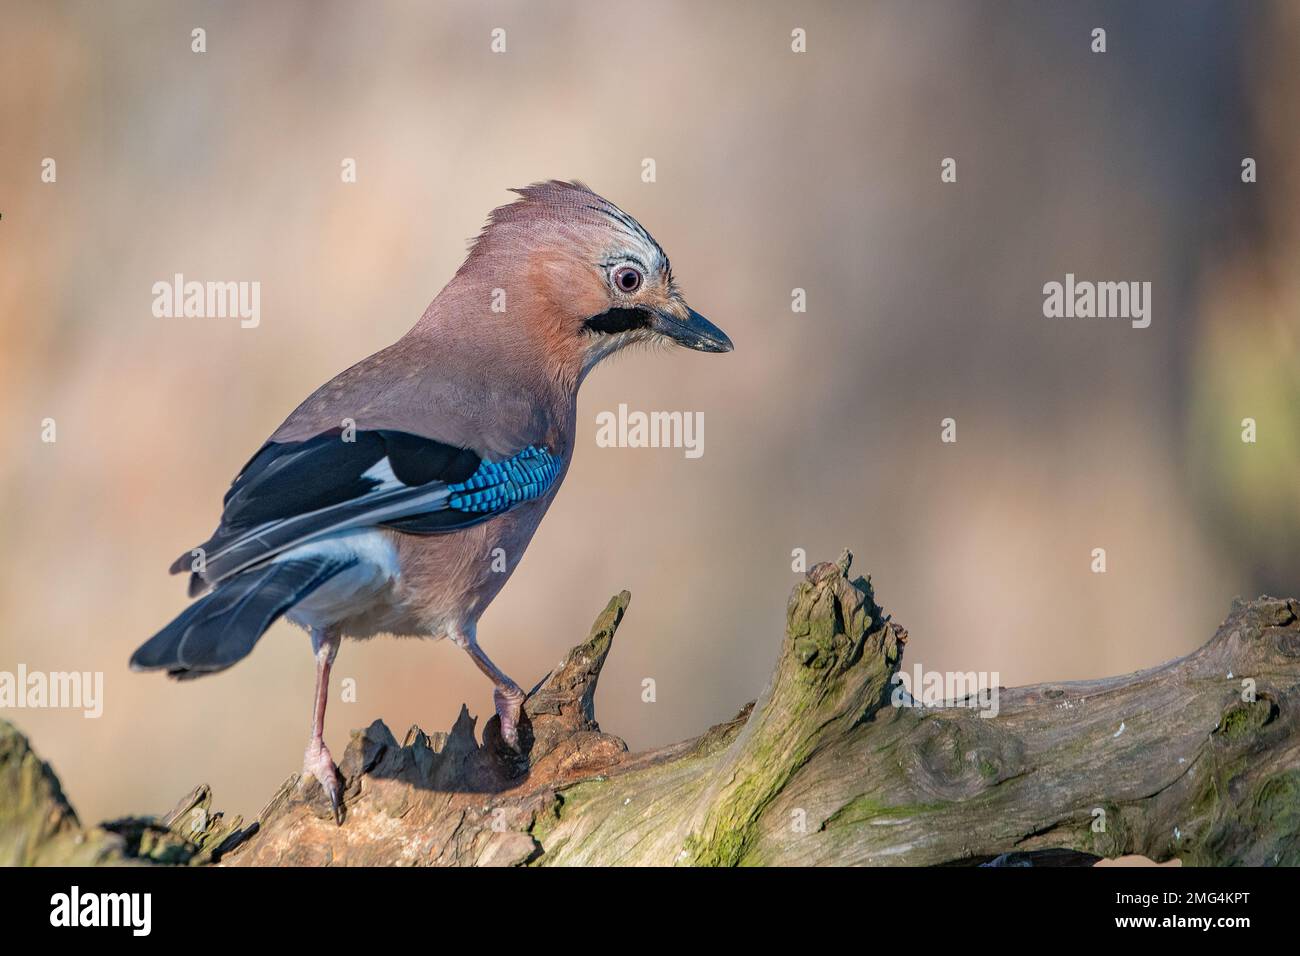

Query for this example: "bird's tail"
[130,555,355,679]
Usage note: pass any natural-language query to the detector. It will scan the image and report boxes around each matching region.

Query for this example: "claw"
[303,742,345,825]
[494,686,526,751]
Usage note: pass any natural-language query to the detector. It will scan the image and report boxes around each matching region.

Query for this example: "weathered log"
[2,551,1297,866]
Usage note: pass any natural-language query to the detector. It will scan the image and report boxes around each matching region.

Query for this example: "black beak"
[654,307,734,353]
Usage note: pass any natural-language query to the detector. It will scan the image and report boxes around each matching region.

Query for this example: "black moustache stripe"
[584,307,651,335]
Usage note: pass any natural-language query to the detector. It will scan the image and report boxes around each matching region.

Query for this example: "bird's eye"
[613,266,643,294]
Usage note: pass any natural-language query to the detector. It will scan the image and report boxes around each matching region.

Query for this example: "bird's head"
[450,180,732,385]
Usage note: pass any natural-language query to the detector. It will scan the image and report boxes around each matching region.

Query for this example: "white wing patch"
[360,457,403,490]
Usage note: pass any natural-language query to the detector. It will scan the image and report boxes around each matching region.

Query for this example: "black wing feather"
[380,431,480,485]
[171,429,487,591]
[220,430,388,526]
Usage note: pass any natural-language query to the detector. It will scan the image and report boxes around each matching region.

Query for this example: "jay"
[130,181,732,821]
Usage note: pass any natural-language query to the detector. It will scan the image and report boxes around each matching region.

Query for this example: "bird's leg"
[453,625,526,750]
[302,626,344,824]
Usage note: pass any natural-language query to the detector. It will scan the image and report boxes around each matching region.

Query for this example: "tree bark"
[3,551,1298,866]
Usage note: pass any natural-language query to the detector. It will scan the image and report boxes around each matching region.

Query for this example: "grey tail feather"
[131,555,356,679]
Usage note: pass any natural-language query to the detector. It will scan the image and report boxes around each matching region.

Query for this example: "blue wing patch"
[445,446,562,514]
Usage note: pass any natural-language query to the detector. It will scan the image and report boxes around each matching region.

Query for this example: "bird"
[130,180,732,822]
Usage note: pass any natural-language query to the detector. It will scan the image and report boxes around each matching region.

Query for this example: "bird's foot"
[302,741,344,825]
[494,685,527,751]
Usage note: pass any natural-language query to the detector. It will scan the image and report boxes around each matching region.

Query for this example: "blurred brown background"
[1,0,1296,823]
